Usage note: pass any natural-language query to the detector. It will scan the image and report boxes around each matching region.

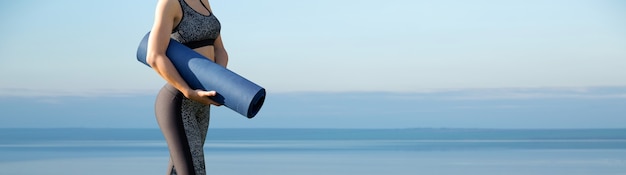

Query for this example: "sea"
[0,128,625,175]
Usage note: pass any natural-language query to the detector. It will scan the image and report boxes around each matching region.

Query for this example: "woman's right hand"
[182,89,223,106]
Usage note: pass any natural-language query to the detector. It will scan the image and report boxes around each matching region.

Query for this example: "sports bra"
[171,0,221,49]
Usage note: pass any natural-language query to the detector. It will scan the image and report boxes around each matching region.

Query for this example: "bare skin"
[147,0,228,106]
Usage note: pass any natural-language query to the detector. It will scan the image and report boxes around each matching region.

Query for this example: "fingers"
[192,90,222,106]
[198,90,217,97]
[195,97,220,106]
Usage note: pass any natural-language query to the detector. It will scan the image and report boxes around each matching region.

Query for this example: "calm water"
[1,128,625,175]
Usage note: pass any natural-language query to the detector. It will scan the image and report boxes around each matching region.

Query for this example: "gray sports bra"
[171,0,221,49]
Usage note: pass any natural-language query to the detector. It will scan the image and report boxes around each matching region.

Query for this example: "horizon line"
[2,86,626,99]
[1,127,625,130]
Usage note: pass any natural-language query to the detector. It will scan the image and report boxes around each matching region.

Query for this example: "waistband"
[183,39,215,49]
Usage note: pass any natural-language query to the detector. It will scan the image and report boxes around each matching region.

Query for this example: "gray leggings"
[155,84,211,175]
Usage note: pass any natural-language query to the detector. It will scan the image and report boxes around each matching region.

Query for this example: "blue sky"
[0,0,625,128]
[1,0,624,93]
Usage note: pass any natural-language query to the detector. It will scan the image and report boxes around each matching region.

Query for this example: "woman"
[146,0,228,174]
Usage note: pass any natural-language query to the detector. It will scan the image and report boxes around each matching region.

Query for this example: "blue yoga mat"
[136,32,265,118]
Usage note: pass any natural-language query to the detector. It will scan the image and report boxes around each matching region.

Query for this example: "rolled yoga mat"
[136,32,266,118]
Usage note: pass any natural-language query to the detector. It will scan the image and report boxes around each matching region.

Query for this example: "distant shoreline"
[2,128,625,142]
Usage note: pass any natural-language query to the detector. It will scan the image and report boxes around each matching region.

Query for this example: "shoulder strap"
[198,0,211,13]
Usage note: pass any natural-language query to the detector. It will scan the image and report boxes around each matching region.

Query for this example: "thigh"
[179,98,209,174]
[197,105,210,143]
[155,84,196,175]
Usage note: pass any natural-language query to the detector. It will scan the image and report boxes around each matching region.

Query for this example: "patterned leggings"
[155,84,210,175]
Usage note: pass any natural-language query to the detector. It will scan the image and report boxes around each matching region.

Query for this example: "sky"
[0,0,625,128]
[0,0,624,94]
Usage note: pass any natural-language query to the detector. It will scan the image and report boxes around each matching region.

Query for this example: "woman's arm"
[146,0,220,106]
[213,35,229,68]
